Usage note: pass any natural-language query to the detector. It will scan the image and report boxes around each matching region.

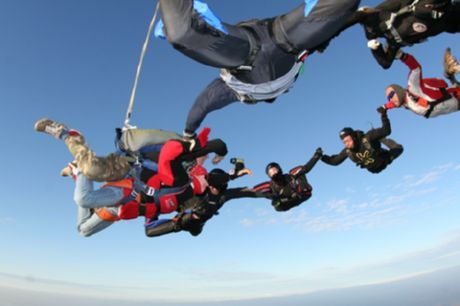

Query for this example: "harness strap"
[268,17,310,61]
[152,183,190,216]
[97,179,142,222]
[422,87,453,118]
[234,24,262,72]
[385,0,420,45]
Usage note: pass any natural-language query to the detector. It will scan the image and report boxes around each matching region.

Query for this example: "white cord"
[124,1,160,129]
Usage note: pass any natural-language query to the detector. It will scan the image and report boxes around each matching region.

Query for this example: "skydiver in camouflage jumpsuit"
[34,118,182,182]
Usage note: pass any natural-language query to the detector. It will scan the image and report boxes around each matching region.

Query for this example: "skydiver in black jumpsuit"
[321,108,404,174]
[353,0,460,69]
[157,0,361,136]
[145,167,268,237]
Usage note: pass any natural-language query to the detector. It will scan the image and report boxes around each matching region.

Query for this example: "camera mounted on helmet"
[229,157,246,179]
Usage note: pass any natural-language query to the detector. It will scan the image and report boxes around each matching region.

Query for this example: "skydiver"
[35,119,229,236]
[145,159,267,237]
[155,0,360,137]
[351,0,459,69]
[380,49,460,118]
[321,109,404,174]
[34,118,226,182]
[253,148,322,212]
[58,152,212,237]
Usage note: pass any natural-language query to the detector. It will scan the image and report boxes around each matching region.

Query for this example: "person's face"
[386,87,402,107]
[267,166,279,179]
[342,135,355,149]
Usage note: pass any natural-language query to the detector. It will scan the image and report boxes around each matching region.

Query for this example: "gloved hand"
[377,106,387,116]
[314,147,323,158]
[367,39,381,50]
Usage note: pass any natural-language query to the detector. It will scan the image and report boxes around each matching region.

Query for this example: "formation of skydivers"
[35,0,460,237]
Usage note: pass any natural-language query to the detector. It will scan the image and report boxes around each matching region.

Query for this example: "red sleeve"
[252,182,272,194]
[402,53,421,71]
[403,54,443,99]
[384,101,398,109]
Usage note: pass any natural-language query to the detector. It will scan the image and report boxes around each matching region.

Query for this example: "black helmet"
[207,168,229,191]
[265,162,282,176]
[340,127,354,140]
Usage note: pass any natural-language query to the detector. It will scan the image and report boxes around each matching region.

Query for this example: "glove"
[377,106,387,116]
[367,39,381,50]
[314,147,323,158]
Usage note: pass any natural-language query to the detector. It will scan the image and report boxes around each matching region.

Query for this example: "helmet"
[340,127,355,140]
[207,168,229,191]
[387,84,406,105]
[265,162,282,176]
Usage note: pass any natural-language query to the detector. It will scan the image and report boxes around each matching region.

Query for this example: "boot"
[34,118,69,139]
[444,48,460,78]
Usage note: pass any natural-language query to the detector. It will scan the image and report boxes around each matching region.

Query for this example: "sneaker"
[444,48,460,78]
[60,161,78,179]
[34,118,68,139]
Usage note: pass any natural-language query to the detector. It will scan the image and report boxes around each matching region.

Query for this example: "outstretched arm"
[145,218,180,237]
[252,182,274,198]
[293,148,323,178]
[186,138,228,161]
[366,111,391,141]
[224,187,272,201]
[321,149,348,166]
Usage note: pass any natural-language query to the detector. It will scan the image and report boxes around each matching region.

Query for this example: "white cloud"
[240,163,460,232]
[0,217,15,225]
[240,218,255,227]
[345,187,356,193]
[410,171,442,187]
[326,199,349,214]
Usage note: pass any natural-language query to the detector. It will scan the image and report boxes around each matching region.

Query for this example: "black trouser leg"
[271,0,361,53]
[185,78,239,134]
[159,0,251,68]
[381,138,404,160]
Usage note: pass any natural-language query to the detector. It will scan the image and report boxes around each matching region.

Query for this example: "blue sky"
[1,0,460,304]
